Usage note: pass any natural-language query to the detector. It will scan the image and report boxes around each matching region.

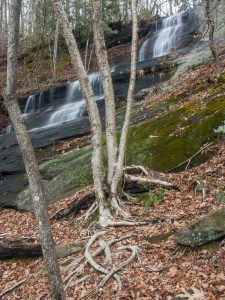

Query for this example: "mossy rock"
[174,208,225,247]
[126,95,225,171]
[217,74,225,84]
[16,91,225,211]
[17,146,92,211]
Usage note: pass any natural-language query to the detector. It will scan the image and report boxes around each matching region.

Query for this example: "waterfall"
[66,80,83,103]
[5,125,13,134]
[37,92,44,112]
[89,72,103,100]
[139,39,149,62]
[44,72,103,128]
[23,95,36,114]
[153,12,184,58]
[139,12,184,61]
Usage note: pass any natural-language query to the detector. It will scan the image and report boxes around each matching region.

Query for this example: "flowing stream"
[139,11,184,61]
[4,12,187,134]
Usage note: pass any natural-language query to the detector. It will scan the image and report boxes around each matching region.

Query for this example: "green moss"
[138,188,165,211]
[17,81,225,210]
[208,84,225,96]
[19,173,28,182]
[126,96,225,172]
[217,73,225,84]
[192,81,209,94]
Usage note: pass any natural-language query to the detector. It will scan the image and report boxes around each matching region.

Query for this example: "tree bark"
[3,1,66,299]
[169,0,173,16]
[205,0,221,79]
[50,0,106,207]
[0,238,85,260]
[53,19,59,80]
[110,0,138,205]
[91,0,117,185]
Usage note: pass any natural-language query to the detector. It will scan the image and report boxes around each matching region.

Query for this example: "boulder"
[174,208,225,247]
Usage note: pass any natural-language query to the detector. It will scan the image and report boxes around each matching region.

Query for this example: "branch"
[167,142,213,172]
[0,276,30,298]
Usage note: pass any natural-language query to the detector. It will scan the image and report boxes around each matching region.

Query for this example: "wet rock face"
[174,208,225,246]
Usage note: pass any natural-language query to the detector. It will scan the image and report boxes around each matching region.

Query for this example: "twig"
[0,276,30,298]
[141,266,170,273]
[167,142,213,172]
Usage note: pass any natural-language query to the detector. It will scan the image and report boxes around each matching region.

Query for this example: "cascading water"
[44,72,103,128]
[153,12,184,58]
[139,39,149,61]
[139,11,184,61]
[23,95,36,114]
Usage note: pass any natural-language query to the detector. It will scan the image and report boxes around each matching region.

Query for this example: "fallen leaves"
[172,287,205,299]
[0,145,225,299]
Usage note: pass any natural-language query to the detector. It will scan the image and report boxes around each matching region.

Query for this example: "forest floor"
[0,143,224,300]
[1,33,225,299]
[0,55,225,298]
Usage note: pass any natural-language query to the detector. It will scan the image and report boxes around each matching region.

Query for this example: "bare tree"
[53,19,59,80]
[3,0,66,298]
[51,0,139,227]
[205,0,221,79]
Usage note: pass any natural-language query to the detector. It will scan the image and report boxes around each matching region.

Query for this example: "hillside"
[0,1,225,299]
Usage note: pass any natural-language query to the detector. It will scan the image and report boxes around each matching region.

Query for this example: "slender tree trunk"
[3,1,66,299]
[91,0,117,185]
[50,0,106,207]
[205,0,221,79]
[51,0,138,227]
[169,0,173,16]
[53,19,59,80]
[110,0,138,212]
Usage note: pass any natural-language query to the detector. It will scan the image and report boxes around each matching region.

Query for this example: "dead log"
[0,237,42,259]
[0,237,86,260]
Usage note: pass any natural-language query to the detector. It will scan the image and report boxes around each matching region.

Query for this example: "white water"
[23,95,36,114]
[139,39,149,61]
[153,12,184,58]
[139,12,184,61]
[5,124,13,134]
[44,72,103,127]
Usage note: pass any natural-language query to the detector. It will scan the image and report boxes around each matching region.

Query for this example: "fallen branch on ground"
[167,142,213,172]
[0,237,86,260]
[0,276,31,298]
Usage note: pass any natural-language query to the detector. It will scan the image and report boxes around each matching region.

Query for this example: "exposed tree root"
[52,169,178,221]
[81,231,138,297]
[63,231,137,295]
[124,174,179,190]
[98,245,139,287]
[124,164,149,176]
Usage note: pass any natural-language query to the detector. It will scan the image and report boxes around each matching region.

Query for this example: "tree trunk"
[91,0,117,185]
[3,1,66,299]
[205,0,221,79]
[110,0,138,214]
[50,0,106,207]
[169,0,173,16]
[53,19,59,80]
